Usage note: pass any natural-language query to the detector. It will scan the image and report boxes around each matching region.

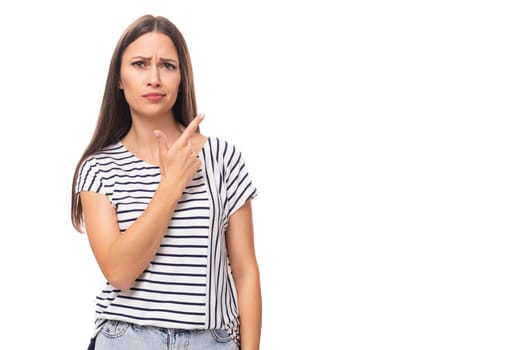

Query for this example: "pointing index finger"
[179,114,204,143]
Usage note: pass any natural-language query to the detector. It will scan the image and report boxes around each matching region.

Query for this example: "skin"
[80,32,261,349]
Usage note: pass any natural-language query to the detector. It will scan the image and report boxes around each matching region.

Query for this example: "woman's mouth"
[143,93,165,101]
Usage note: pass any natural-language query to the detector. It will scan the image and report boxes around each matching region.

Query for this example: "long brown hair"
[71,15,198,232]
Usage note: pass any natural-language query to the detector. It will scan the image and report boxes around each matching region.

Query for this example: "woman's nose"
[147,65,161,87]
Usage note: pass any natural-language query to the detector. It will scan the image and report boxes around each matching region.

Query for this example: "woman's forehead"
[124,32,178,59]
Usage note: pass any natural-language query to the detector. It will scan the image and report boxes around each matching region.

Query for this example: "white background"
[0,0,524,349]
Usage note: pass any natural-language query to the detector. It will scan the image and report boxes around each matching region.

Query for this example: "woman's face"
[119,32,181,119]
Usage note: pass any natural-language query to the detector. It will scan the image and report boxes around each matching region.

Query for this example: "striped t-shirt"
[76,136,258,333]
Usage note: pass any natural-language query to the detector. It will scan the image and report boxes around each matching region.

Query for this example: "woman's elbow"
[103,269,135,291]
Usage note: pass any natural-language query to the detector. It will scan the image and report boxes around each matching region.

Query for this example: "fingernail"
[153,130,160,137]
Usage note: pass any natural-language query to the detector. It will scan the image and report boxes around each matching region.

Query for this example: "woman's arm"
[226,200,262,350]
[81,116,203,291]
[80,179,186,291]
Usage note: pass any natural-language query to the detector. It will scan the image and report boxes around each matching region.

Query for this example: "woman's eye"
[161,62,176,70]
[132,61,146,68]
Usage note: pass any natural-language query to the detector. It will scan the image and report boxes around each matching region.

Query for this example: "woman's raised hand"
[153,114,204,193]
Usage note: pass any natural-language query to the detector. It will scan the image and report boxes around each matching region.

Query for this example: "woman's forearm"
[236,270,262,350]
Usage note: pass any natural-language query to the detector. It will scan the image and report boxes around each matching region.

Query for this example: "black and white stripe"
[77,136,257,331]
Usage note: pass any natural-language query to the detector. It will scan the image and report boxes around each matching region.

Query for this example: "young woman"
[71,15,261,350]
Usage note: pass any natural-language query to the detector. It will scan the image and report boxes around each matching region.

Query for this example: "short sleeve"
[225,146,258,217]
[76,156,105,195]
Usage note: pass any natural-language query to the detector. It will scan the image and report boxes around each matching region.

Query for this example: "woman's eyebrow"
[159,57,178,64]
[129,55,178,63]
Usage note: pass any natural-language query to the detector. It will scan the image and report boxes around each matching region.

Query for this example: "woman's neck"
[121,119,184,165]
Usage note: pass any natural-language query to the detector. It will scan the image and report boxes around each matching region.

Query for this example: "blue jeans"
[91,320,239,350]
